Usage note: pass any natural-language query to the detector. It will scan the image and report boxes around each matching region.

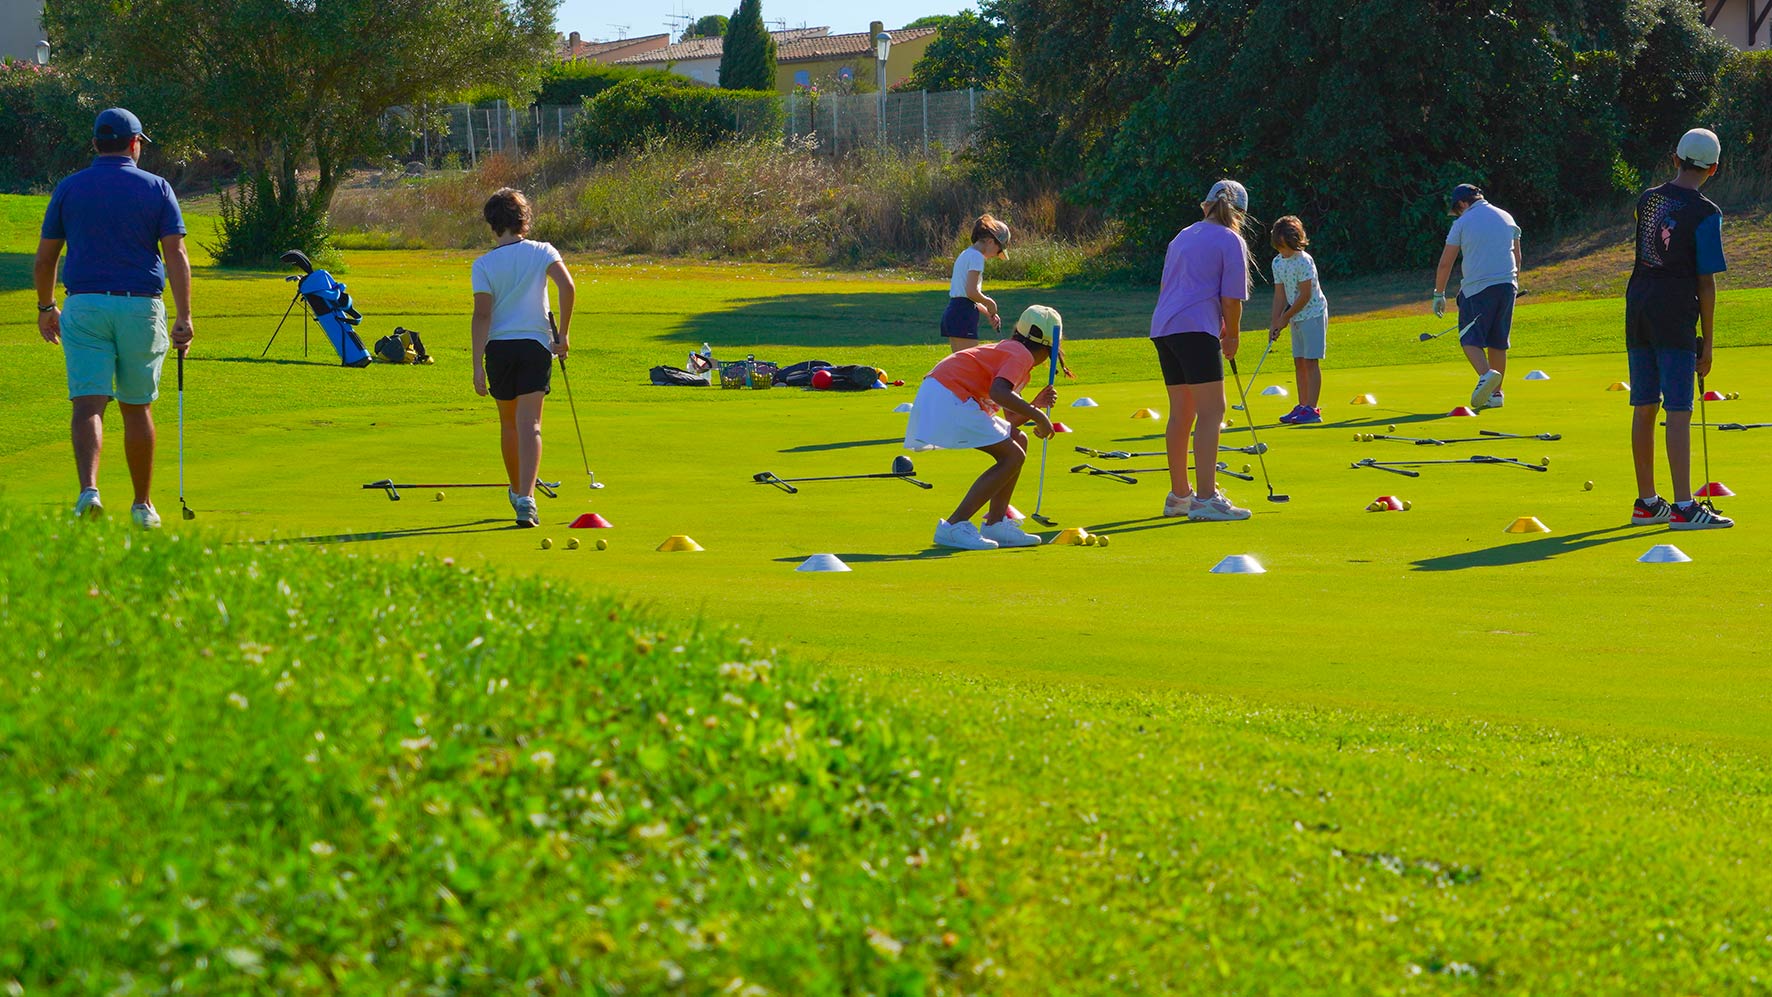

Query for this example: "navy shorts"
[1458,284,1516,351]
[940,297,981,341]
[1153,332,1223,386]
[1627,347,1697,413]
[484,339,553,401]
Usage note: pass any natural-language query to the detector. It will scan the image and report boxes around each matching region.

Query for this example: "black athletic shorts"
[1153,332,1224,386]
[484,339,553,400]
[940,297,981,340]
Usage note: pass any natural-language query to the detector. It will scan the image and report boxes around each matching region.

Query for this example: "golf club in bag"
[263,249,371,366]
[753,456,933,494]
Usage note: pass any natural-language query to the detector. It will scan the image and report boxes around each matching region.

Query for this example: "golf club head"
[181,503,196,521]
[1268,494,1291,503]
[1418,332,1434,342]
[1232,403,1246,411]
[752,472,774,483]
[891,455,916,476]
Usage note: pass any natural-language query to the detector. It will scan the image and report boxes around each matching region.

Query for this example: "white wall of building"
[0,0,45,63]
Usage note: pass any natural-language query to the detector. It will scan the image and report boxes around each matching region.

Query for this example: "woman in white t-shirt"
[1266,215,1329,424]
[940,214,1011,353]
[470,187,576,528]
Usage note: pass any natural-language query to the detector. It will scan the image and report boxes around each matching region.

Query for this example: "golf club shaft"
[177,350,190,516]
[1031,329,1062,525]
[550,312,595,491]
[1228,357,1285,501]
[1698,365,1712,496]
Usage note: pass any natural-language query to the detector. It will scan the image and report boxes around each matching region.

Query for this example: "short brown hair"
[483,187,532,236]
[1271,215,1309,252]
[970,213,1010,247]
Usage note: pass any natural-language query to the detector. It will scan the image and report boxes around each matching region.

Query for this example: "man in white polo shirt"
[1433,184,1521,410]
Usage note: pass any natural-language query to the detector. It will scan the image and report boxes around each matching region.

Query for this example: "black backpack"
[650,365,710,387]
[773,360,835,387]
[822,364,882,391]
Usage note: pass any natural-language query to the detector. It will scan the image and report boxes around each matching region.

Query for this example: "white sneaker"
[1471,370,1503,408]
[1163,491,1193,518]
[508,489,521,513]
[981,517,1042,548]
[513,495,539,528]
[1188,490,1252,522]
[73,488,103,519]
[1486,390,1504,409]
[131,503,162,529]
[933,519,998,551]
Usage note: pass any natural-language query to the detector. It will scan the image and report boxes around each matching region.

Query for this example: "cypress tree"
[719,0,776,90]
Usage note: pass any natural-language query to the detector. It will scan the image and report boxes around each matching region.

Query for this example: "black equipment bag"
[650,364,711,387]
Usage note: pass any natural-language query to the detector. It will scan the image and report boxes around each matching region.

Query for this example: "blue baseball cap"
[1449,183,1484,207]
[94,108,151,144]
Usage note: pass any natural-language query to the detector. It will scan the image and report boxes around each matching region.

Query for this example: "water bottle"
[745,353,755,388]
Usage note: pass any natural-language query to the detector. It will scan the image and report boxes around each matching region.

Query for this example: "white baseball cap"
[1677,128,1721,168]
[1204,179,1248,212]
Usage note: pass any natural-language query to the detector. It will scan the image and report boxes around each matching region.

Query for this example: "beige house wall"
[1703,0,1772,50]
[774,33,936,94]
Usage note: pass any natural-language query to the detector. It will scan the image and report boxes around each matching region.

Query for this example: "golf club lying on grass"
[364,479,561,502]
[1350,455,1550,475]
[549,311,605,492]
[176,350,195,520]
[1075,443,1268,459]
[1355,430,1563,446]
[1071,462,1255,484]
[1667,422,1769,431]
[1230,338,1274,411]
[1229,357,1289,502]
[1418,319,1478,343]
[753,456,933,495]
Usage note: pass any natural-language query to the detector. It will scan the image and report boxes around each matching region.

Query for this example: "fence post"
[831,96,838,157]
[557,107,564,148]
[465,105,477,170]
[921,90,928,157]
[968,88,976,129]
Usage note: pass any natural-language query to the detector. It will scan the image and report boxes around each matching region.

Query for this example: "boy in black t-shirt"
[1626,128,1732,530]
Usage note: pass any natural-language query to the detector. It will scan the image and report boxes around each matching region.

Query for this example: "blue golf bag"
[299,269,371,367]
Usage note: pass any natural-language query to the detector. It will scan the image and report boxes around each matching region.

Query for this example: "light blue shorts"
[61,294,168,405]
[1290,312,1327,360]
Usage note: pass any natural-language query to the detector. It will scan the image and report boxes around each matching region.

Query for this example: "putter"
[549,311,604,492]
[1361,430,1563,446]
[1075,443,1267,460]
[752,456,933,495]
[1351,455,1548,473]
[1418,319,1477,343]
[1664,422,1768,431]
[1230,338,1274,411]
[1071,462,1254,484]
[1028,323,1063,527]
[363,479,561,502]
[1698,365,1715,507]
[1228,357,1289,502]
[1348,459,1422,478]
[177,350,195,520]
[1477,430,1563,442]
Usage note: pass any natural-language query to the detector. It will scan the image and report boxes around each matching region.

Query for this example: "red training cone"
[1702,390,1726,402]
[569,513,614,529]
[1448,406,1479,417]
[1005,505,1025,521]
[1696,482,1734,498]
[1051,422,1073,434]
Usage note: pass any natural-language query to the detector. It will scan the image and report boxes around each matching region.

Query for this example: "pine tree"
[719,0,776,91]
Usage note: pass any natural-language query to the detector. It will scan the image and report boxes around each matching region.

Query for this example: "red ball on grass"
[811,369,833,390]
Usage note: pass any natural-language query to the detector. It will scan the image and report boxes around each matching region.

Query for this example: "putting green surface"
[4,210,1769,748]
[8,196,1772,990]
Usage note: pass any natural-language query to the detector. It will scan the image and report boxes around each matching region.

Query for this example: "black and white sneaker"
[1631,496,1674,526]
[1670,500,1734,531]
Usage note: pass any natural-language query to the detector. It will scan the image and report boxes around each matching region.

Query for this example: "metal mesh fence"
[403,89,989,168]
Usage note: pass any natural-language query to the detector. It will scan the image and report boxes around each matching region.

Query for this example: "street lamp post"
[874,31,891,147]
[35,40,51,66]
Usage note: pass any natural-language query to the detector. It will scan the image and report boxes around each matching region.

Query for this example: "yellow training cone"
[1504,517,1550,534]
[657,535,704,552]
[1053,527,1091,545]
[1132,408,1162,420]
[1607,381,1630,391]
[1350,394,1377,405]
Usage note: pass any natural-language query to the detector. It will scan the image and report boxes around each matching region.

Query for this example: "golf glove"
[1432,291,1446,318]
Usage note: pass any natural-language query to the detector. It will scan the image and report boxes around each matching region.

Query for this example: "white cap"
[1204,179,1248,212]
[1677,128,1721,168]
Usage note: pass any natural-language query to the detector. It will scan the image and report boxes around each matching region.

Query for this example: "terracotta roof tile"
[775,26,937,63]
[613,26,832,65]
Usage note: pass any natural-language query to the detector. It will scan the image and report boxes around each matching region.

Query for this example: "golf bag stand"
[262,280,311,359]
[263,249,371,367]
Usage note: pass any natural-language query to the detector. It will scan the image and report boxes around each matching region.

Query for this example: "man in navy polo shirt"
[34,108,195,528]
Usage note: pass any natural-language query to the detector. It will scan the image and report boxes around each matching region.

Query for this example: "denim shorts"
[1290,312,1327,360]
[1458,284,1516,352]
[1627,347,1697,412]
[61,294,168,405]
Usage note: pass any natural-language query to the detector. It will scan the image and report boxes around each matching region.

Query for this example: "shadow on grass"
[778,437,902,454]
[274,518,517,545]
[210,355,342,369]
[771,549,969,564]
[1410,525,1656,572]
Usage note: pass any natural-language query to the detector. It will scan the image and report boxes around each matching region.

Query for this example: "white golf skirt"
[904,378,1012,452]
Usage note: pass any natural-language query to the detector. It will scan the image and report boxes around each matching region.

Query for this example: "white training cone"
[1638,544,1691,564]
[796,553,853,572]
[1260,385,1289,397]
[1071,397,1099,408]
[893,402,914,414]
[1524,370,1550,381]
[1209,554,1266,574]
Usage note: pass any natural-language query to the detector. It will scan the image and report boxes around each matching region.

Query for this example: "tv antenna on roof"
[608,24,630,38]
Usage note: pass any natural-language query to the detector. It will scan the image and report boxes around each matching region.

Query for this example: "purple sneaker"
[1292,407,1322,424]
[1277,404,1309,425]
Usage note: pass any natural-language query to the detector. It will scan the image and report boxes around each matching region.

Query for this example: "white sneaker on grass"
[1471,370,1503,409]
[72,488,103,519]
[1486,390,1504,409]
[1188,491,1252,522]
[934,519,998,550]
[513,495,540,528]
[131,503,162,529]
[1163,491,1193,518]
[981,517,1042,548]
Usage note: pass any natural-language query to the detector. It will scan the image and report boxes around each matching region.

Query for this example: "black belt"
[68,290,162,299]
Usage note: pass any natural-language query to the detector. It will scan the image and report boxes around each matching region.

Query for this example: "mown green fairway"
[6,194,1772,991]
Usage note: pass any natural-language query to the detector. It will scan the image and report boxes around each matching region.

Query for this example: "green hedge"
[1712,49,1772,176]
[0,62,92,193]
[534,60,683,107]
[571,77,783,159]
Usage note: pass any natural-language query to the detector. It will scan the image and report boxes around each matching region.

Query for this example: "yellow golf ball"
[1243,464,1252,474]
[1097,535,1110,547]
[1083,534,1098,546]
[1366,502,1382,512]
[540,538,553,550]
[1584,480,1594,491]
[1402,499,1413,511]
[1541,456,1552,467]
[434,491,445,502]
[566,538,580,550]
[596,538,608,551]
[1388,424,1398,433]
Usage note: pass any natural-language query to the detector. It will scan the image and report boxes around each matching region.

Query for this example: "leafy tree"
[684,14,729,40]
[901,11,1011,92]
[720,0,777,91]
[43,0,557,264]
